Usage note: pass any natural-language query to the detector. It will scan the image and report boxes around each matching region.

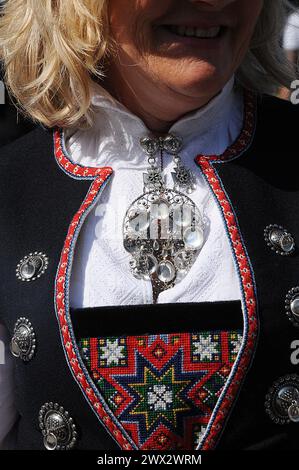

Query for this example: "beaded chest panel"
[79,330,242,450]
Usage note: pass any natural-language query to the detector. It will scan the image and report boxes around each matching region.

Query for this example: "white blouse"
[68,76,243,308]
[283,11,299,51]
[0,75,244,447]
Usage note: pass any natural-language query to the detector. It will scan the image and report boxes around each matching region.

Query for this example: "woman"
[0,0,298,451]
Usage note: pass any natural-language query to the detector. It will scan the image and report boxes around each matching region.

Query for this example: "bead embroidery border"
[194,91,258,449]
[194,157,258,449]
[53,88,258,451]
[54,129,136,449]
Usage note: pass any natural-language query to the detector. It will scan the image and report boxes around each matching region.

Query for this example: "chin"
[170,64,232,100]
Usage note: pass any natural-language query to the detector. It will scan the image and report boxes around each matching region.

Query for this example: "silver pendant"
[123,134,204,303]
[123,188,204,302]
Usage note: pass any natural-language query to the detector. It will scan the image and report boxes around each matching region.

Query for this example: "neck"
[101,67,219,135]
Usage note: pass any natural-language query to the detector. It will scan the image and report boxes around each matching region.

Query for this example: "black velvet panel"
[0,65,36,147]
[71,301,243,338]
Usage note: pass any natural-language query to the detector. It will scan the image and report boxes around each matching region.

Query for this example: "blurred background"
[0,0,299,148]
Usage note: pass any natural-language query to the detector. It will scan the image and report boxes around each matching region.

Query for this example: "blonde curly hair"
[0,0,296,128]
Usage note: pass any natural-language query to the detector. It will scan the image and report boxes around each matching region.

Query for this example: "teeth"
[170,25,221,38]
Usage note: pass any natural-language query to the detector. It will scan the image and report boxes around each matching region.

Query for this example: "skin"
[103,0,264,133]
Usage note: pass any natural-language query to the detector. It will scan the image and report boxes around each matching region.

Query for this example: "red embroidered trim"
[195,92,257,449]
[54,130,134,449]
[194,156,258,450]
[196,90,256,162]
[54,129,113,178]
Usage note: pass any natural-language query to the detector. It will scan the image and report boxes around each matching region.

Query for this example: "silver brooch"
[264,225,295,256]
[16,252,49,282]
[39,402,78,450]
[10,317,36,362]
[265,374,299,424]
[124,134,204,303]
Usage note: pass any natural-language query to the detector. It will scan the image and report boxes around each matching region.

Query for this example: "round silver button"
[162,134,182,155]
[264,225,295,256]
[39,402,77,451]
[16,252,49,282]
[265,375,299,424]
[140,136,160,156]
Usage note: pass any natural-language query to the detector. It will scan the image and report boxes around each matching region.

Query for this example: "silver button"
[264,225,295,256]
[10,317,36,362]
[16,252,49,282]
[140,136,160,156]
[285,287,299,327]
[39,402,77,451]
[265,374,299,424]
[162,134,182,155]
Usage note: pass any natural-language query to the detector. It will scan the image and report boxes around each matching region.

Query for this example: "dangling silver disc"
[10,338,21,357]
[123,188,205,298]
[20,261,36,280]
[157,260,176,283]
[183,227,204,250]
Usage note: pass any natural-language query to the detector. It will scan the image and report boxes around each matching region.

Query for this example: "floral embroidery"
[191,333,220,362]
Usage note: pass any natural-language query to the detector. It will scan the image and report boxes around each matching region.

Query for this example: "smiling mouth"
[160,24,226,39]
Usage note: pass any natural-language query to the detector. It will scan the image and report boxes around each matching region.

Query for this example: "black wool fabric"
[0,94,298,449]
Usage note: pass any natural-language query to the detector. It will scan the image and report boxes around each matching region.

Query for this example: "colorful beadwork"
[79,330,242,450]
